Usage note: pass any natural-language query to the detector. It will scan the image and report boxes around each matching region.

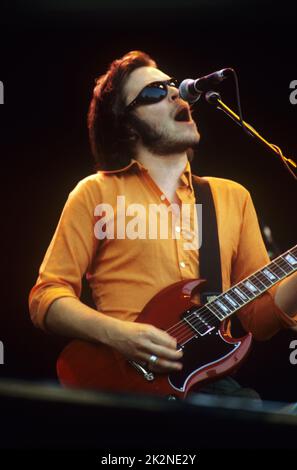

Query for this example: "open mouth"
[174,106,191,122]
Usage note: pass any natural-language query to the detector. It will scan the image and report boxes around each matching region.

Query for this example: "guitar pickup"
[182,308,215,337]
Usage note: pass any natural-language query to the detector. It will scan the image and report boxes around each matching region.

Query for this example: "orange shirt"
[29,158,296,339]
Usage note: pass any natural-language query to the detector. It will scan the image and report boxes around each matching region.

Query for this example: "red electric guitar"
[57,245,297,399]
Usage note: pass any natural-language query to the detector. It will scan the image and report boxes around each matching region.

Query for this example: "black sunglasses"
[126,78,179,111]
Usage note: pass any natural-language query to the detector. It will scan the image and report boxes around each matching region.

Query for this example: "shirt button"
[180,261,186,268]
[175,226,181,233]
[160,194,166,201]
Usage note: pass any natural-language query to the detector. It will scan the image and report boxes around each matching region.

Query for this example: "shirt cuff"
[29,286,78,331]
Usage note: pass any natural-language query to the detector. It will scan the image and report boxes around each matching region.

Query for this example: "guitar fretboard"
[185,245,297,335]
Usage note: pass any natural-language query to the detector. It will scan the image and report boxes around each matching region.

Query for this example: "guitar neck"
[203,245,297,323]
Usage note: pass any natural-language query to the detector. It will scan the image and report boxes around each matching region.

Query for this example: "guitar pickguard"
[168,329,240,392]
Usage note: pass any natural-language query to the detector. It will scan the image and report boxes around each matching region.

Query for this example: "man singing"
[29,51,297,397]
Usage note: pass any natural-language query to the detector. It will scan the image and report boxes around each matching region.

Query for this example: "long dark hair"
[88,51,156,171]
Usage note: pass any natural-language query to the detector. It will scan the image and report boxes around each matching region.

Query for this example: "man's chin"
[176,123,200,145]
[180,134,201,151]
[151,141,199,156]
[137,123,200,155]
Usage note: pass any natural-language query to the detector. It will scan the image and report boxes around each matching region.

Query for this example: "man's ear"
[117,112,139,141]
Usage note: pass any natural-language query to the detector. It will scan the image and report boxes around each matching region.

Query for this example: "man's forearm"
[45,296,183,373]
[274,272,297,317]
[45,297,120,345]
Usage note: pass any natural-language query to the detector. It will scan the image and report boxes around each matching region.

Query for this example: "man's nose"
[168,86,179,102]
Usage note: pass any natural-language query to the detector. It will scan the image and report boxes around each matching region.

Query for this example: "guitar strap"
[192,176,222,304]
[192,176,245,337]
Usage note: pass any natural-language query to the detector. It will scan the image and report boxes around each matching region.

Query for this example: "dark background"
[0,1,296,402]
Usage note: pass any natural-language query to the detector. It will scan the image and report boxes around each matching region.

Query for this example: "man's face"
[123,66,200,155]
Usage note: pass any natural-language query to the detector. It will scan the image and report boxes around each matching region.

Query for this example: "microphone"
[179,68,234,103]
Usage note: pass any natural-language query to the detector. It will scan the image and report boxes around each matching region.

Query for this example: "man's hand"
[275,271,297,318]
[104,319,183,373]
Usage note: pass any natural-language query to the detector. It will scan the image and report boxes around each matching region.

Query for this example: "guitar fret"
[257,270,273,287]
[278,257,294,273]
[229,289,245,306]
[269,262,287,278]
[223,293,239,309]
[220,294,239,313]
[249,274,266,291]
[233,286,249,302]
[262,267,278,282]
[284,253,297,267]
[212,303,226,320]
[215,298,232,315]
[195,245,297,328]
[206,302,225,320]
[243,281,258,295]
[256,272,268,286]
[239,282,256,299]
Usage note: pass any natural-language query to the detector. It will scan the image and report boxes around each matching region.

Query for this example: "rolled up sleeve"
[29,179,98,330]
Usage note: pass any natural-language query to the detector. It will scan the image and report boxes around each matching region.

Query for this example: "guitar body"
[57,279,252,399]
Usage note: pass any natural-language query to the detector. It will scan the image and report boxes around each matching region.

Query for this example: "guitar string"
[169,254,297,346]
[170,253,297,346]
[167,249,296,340]
[176,246,297,334]
[170,254,296,343]
[161,247,297,345]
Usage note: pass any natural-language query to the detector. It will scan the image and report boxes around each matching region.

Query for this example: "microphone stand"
[205,91,297,181]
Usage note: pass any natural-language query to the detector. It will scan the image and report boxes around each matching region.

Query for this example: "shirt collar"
[98,158,148,175]
[180,159,193,191]
[99,158,193,190]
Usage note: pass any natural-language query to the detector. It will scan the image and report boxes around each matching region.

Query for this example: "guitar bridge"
[129,360,155,381]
